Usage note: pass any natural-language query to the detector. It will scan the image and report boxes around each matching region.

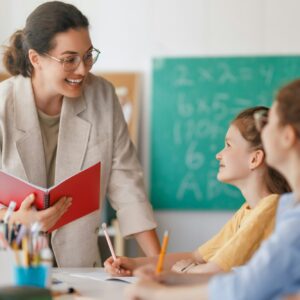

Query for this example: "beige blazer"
[0,74,157,267]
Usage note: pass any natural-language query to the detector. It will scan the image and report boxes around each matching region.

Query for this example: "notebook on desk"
[70,271,138,284]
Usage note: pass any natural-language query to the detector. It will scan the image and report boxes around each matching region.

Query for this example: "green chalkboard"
[150,56,300,210]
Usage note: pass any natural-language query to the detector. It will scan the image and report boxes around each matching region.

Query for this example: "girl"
[0,1,160,267]
[125,79,300,300]
[105,106,290,276]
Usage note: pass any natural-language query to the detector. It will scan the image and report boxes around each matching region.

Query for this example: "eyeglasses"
[44,48,100,72]
[254,109,269,132]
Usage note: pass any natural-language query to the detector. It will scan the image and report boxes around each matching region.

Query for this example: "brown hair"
[2,1,89,77]
[276,79,300,137]
[232,106,291,194]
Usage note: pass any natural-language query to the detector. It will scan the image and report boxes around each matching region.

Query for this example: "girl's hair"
[2,1,89,77]
[232,106,291,194]
[276,79,300,137]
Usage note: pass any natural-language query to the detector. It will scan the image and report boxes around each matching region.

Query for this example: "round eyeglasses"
[254,109,269,132]
[44,48,100,72]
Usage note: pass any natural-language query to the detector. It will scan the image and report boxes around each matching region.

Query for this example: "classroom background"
[1,0,300,256]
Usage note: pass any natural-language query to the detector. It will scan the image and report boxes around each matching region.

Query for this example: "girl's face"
[261,102,285,172]
[35,28,93,99]
[216,124,255,185]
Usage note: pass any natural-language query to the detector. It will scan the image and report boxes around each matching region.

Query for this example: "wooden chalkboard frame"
[98,72,140,146]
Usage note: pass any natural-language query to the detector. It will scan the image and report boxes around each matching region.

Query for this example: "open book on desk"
[0,162,101,232]
[70,271,138,284]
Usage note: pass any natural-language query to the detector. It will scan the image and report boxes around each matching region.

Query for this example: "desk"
[53,268,126,300]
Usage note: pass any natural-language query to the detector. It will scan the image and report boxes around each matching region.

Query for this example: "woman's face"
[36,28,93,99]
[216,124,254,185]
[261,102,285,171]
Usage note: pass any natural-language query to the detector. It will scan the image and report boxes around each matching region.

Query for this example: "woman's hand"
[9,194,37,225]
[10,194,72,231]
[36,196,72,231]
[104,256,136,276]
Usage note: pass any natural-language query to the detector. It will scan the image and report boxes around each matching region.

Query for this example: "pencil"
[12,241,20,266]
[156,230,169,275]
[22,236,30,267]
[102,223,117,261]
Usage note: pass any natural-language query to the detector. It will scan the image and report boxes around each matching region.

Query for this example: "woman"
[124,79,300,300]
[0,1,160,267]
[105,106,290,276]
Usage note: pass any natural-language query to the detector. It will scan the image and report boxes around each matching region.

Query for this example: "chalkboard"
[150,56,300,210]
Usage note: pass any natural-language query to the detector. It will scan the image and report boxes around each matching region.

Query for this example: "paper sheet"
[70,272,138,284]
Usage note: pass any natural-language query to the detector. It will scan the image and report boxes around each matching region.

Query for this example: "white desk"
[52,268,127,300]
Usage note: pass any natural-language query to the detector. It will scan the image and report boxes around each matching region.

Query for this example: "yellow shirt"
[198,194,279,272]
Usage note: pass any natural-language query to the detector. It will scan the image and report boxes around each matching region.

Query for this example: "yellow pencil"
[12,241,20,266]
[22,237,30,267]
[156,230,169,275]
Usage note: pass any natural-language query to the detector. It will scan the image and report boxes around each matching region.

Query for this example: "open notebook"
[70,271,138,284]
[0,162,101,232]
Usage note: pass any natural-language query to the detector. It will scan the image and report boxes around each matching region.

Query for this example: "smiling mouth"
[65,78,83,85]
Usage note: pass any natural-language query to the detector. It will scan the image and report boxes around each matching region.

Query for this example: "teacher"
[0,1,159,267]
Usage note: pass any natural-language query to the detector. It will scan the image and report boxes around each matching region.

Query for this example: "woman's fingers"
[38,196,72,231]
[19,193,35,210]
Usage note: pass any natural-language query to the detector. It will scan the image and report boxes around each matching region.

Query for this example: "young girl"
[105,106,290,276]
[0,1,160,267]
[124,79,300,300]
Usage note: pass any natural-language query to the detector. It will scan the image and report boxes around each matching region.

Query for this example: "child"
[105,106,290,276]
[124,79,300,300]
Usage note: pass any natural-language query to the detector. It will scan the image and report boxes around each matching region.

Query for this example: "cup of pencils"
[9,222,53,288]
[0,202,53,288]
[14,265,49,288]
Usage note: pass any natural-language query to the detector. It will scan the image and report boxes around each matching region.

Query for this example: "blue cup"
[14,266,49,288]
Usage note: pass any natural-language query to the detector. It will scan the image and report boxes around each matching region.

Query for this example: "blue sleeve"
[208,215,300,300]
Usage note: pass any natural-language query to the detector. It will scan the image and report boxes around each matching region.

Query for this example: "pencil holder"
[14,266,49,288]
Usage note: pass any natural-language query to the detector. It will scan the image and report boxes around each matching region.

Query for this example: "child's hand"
[133,264,158,281]
[133,265,184,286]
[171,259,197,273]
[104,256,135,276]
[124,279,165,300]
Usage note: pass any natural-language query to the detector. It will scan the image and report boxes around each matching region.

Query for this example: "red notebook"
[0,162,101,232]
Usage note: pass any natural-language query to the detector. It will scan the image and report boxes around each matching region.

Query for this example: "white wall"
[1,0,300,252]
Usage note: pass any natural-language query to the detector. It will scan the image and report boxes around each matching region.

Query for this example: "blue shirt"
[209,193,300,300]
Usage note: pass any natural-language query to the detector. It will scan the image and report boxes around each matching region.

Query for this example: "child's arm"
[104,252,197,276]
[124,279,209,300]
[134,264,213,286]
[284,295,300,300]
